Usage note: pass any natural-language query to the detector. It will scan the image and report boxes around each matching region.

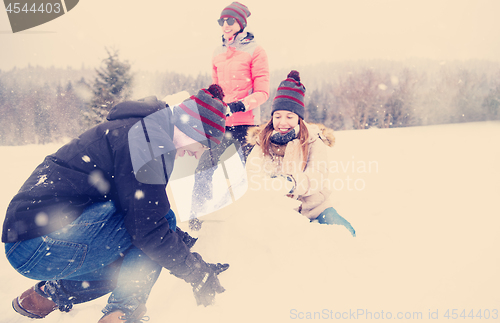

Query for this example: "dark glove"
[227,101,246,115]
[270,174,296,194]
[189,217,203,231]
[192,262,229,306]
[172,253,229,306]
[284,174,296,194]
[176,227,198,248]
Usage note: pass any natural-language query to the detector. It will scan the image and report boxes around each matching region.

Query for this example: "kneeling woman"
[246,71,355,237]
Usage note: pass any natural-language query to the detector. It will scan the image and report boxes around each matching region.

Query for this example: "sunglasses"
[218,17,237,26]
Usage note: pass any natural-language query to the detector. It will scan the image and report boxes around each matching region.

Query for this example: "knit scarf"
[270,125,300,146]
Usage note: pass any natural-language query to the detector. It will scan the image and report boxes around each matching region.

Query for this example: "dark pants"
[190,125,254,213]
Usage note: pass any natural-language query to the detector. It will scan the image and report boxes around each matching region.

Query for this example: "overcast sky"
[1,0,500,76]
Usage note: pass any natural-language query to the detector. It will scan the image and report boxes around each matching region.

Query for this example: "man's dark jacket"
[2,97,194,277]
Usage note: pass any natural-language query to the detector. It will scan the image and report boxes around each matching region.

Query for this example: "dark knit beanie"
[172,84,227,147]
[220,2,251,30]
[271,70,306,119]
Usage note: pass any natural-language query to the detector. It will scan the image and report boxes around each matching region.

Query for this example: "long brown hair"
[259,118,310,171]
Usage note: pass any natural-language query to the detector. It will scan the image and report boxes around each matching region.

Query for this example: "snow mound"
[1,122,499,323]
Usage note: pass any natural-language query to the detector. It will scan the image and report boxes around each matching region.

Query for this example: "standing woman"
[190,2,270,228]
[246,71,356,237]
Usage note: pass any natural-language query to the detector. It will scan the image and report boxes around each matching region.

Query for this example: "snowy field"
[1,121,499,322]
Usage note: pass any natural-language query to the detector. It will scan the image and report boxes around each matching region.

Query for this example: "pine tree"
[87,48,133,125]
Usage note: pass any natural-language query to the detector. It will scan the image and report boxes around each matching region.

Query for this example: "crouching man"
[2,85,229,322]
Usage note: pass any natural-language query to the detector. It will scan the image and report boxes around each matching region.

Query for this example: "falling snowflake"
[88,170,110,194]
[82,155,91,163]
[35,212,49,226]
[35,174,48,186]
[135,190,145,200]
[180,114,190,123]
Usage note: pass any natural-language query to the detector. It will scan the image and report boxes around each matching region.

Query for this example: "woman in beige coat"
[245,71,355,237]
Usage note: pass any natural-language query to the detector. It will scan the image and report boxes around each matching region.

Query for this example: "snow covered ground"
[1,121,499,322]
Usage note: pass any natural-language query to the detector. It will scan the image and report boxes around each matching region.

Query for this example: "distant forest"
[1,57,499,146]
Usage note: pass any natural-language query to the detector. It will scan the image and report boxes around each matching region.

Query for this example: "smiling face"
[272,110,300,135]
[172,126,209,159]
[220,18,241,40]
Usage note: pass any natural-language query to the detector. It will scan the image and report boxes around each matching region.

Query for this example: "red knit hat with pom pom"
[271,70,306,119]
[172,84,227,147]
[220,2,251,30]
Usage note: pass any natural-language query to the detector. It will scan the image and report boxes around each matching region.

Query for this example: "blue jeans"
[316,207,356,237]
[5,201,177,316]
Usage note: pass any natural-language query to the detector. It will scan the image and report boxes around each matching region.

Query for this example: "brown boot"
[12,281,58,319]
[98,303,148,323]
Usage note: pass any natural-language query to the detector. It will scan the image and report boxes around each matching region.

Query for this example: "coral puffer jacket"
[212,31,270,126]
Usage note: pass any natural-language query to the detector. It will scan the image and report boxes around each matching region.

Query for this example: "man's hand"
[192,262,230,306]
[172,253,229,306]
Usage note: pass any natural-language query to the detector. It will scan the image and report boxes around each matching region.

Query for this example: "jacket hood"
[223,31,255,46]
[107,96,176,185]
[107,96,167,121]
[246,121,335,147]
